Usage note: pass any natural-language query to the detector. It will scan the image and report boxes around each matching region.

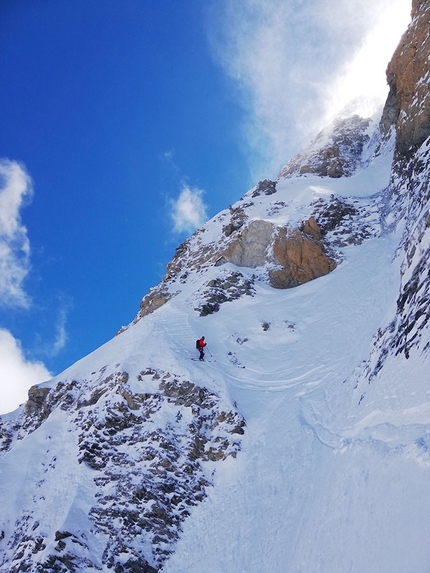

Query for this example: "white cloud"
[170,185,208,234]
[207,0,411,179]
[0,159,33,307]
[0,328,51,415]
[0,160,58,414]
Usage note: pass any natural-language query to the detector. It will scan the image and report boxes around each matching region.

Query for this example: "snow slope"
[162,234,428,573]
[1,116,430,572]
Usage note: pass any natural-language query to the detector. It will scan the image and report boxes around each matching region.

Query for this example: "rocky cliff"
[0,367,244,572]
[354,0,430,396]
[380,0,430,160]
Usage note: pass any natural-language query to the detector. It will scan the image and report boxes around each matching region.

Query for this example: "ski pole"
[206,346,213,357]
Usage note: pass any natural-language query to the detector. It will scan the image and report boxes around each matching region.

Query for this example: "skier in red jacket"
[197,336,206,361]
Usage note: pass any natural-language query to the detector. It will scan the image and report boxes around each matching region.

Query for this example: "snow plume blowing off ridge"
[207,0,411,178]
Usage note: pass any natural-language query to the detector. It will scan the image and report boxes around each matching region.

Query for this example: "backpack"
[196,339,200,349]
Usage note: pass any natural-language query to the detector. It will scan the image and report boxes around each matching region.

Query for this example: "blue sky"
[0,0,410,413]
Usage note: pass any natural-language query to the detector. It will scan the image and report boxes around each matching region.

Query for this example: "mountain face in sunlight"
[1,2,430,572]
[381,0,430,160]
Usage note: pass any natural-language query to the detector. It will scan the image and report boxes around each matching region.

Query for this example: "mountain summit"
[1,2,430,572]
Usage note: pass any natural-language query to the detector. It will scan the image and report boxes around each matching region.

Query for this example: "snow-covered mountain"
[1,2,430,572]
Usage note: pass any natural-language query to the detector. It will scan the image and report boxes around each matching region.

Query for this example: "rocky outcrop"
[380,1,430,159]
[250,179,277,198]
[221,217,335,289]
[190,216,336,314]
[195,270,255,316]
[222,219,275,268]
[311,195,382,247]
[25,386,50,416]
[129,210,338,325]
[383,0,430,360]
[22,386,52,433]
[1,367,245,572]
[278,116,372,179]
[132,287,175,325]
[222,204,248,237]
[301,216,321,240]
[269,223,336,289]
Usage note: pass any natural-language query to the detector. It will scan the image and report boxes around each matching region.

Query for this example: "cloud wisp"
[36,302,70,359]
[51,306,68,356]
[207,0,411,178]
[170,185,208,234]
[0,328,51,415]
[0,159,59,414]
[0,159,33,308]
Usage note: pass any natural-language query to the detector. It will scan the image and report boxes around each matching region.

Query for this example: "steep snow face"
[0,345,245,572]
[160,125,430,573]
[352,0,430,418]
[352,138,430,405]
[4,111,428,573]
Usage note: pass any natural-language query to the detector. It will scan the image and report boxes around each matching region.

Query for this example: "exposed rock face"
[25,386,50,416]
[129,209,337,325]
[351,1,430,401]
[23,386,52,432]
[250,179,277,198]
[220,217,336,290]
[195,271,255,316]
[0,367,245,572]
[301,216,321,240]
[278,115,372,179]
[222,204,248,237]
[132,287,174,325]
[380,0,430,159]
[223,219,274,268]
[385,0,430,361]
[269,224,336,289]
